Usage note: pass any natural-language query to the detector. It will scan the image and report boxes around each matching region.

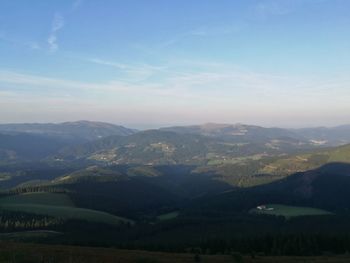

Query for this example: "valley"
[1,121,350,258]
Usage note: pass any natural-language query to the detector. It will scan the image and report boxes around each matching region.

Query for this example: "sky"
[0,0,350,128]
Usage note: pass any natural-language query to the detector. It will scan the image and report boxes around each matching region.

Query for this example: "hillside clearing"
[0,192,133,225]
[157,211,179,221]
[0,192,75,207]
[0,203,132,225]
[250,204,333,218]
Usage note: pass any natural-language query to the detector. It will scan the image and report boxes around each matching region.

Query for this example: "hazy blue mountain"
[0,133,68,162]
[0,120,136,142]
[0,121,135,163]
[59,130,226,165]
[160,123,305,143]
[161,123,350,147]
[293,124,350,146]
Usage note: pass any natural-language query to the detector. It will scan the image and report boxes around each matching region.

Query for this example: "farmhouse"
[257,205,274,211]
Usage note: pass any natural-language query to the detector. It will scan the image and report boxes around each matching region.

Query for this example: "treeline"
[0,211,63,232]
[197,235,350,256]
[9,186,68,195]
[121,234,350,256]
[111,214,350,256]
[2,209,350,256]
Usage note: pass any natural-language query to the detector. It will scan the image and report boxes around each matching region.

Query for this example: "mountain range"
[2,120,350,255]
[2,120,350,166]
[0,120,136,142]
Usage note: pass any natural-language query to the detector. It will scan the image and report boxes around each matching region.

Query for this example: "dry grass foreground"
[1,242,350,262]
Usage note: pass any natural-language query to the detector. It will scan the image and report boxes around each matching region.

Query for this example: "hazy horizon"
[1,0,350,127]
[1,119,350,131]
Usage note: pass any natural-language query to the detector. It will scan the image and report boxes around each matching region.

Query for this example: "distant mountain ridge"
[0,133,68,162]
[3,120,350,165]
[0,121,136,163]
[293,124,350,146]
[161,123,305,143]
[161,123,350,146]
[59,130,224,165]
[2,120,350,145]
[0,121,136,142]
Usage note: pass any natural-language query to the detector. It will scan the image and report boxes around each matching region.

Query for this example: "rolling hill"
[60,130,237,165]
[0,192,132,225]
[294,124,350,146]
[187,162,350,215]
[36,165,232,219]
[260,143,350,176]
[161,123,305,143]
[202,143,350,188]
[58,129,321,166]
[0,133,69,162]
[162,123,350,147]
[0,121,136,163]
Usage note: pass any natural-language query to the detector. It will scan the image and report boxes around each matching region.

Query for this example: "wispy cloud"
[1,60,350,104]
[47,0,84,52]
[0,33,41,50]
[86,58,131,70]
[157,24,241,49]
[72,0,83,11]
[254,1,292,18]
[0,69,164,97]
[190,25,241,37]
[26,41,40,50]
[1,63,350,126]
[85,57,168,82]
[252,0,326,19]
[47,13,65,52]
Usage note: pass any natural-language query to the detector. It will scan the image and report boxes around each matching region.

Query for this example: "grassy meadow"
[250,204,333,218]
[0,192,133,225]
[157,211,179,221]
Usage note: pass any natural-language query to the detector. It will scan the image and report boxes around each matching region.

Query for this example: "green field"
[127,165,161,177]
[0,192,74,207]
[157,211,179,221]
[261,144,350,176]
[250,204,333,218]
[0,192,133,225]
[0,230,62,241]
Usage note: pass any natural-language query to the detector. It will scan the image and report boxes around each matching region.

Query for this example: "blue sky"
[0,0,349,128]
